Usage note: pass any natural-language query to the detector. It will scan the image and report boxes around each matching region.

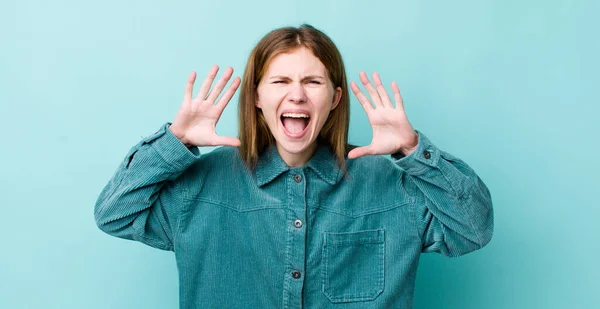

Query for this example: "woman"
[95,24,493,308]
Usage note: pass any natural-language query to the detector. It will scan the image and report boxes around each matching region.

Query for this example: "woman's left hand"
[348,71,419,159]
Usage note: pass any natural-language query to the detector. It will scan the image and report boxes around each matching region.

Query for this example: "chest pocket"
[321,229,385,303]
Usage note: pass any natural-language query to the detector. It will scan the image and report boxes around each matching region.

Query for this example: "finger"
[215,76,241,108]
[373,72,393,108]
[206,67,234,103]
[391,81,404,110]
[347,146,372,159]
[213,136,241,147]
[359,71,383,108]
[184,71,196,103]
[350,81,374,113]
[196,65,219,101]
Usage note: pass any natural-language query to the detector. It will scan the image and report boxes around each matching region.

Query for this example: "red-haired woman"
[95,24,493,309]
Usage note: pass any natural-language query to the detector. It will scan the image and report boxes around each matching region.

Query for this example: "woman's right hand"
[169,65,241,147]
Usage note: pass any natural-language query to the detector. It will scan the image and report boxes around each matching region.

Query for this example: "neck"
[277,142,318,168]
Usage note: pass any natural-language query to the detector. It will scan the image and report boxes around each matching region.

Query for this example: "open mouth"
[280,112,311,137]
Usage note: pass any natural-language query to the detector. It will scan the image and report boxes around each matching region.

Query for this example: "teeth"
[282,113,310,118]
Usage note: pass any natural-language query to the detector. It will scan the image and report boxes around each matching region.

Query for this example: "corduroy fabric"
[94,122,494,309]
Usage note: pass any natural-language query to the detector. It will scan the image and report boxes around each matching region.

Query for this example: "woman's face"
[256,47,342,167]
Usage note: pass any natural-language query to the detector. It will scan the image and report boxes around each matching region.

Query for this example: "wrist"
[398,132,419,156]
[168,125,192,147]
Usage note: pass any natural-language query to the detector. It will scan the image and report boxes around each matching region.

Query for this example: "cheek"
[258,89,286,108]
[257,98,280,124]
[307,88,335,109]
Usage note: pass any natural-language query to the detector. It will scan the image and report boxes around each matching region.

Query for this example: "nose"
[287,82,307,104]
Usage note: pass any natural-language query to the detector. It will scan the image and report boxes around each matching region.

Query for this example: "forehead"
[264,47,327,76]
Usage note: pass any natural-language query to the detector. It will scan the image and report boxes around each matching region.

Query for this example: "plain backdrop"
[1,0,598,308]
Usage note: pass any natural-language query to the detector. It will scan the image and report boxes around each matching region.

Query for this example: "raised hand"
[348,71,419,159]
[169,65,241,147]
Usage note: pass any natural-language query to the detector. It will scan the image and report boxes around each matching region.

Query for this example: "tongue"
[282,118,307,134]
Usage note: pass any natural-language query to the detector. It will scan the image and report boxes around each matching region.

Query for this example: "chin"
[275,137,315,154]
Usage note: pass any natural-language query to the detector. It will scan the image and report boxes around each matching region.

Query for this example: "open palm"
[169,65,241,147]
[348,71,419,159]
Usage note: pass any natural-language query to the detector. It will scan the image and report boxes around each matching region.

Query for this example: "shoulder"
[179,146,248,181]
[200,146,240,165]
[194,146,247,173]
[340,152,411,190]
[346,153,399,175]
[176,146,251,199]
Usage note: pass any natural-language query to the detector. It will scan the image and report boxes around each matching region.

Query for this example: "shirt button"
[423,150,431,159]
[291,270,301,279]
[294,220,303,228]
[294,174,302,182]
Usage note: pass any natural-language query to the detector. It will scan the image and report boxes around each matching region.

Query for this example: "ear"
[331,86,342,110]
[255,92,262,109]
[255,84,262,109]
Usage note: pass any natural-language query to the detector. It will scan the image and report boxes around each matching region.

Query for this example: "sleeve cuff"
[141,122,202,170]
[391,130,441,175]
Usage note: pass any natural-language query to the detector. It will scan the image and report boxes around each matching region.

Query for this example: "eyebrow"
[268,75,326,80]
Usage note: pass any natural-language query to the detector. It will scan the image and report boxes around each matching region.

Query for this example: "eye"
[308,80,322,84]
[272,80,286,84]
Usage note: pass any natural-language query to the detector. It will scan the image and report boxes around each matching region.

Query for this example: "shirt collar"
[255,144,343,187]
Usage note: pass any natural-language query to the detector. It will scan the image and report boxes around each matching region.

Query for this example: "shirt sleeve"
[392,130,494,257]
[94,122,201,251]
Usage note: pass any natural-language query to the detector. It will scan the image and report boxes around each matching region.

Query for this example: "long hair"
[238,24,350,171]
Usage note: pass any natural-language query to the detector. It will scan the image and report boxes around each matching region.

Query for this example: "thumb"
[347,146,372,159]
[213,136,241,147]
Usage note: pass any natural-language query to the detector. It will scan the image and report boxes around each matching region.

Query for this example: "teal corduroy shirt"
[94,122,494,308]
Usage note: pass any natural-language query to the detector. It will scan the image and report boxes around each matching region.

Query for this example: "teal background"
[1,0,598,308]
